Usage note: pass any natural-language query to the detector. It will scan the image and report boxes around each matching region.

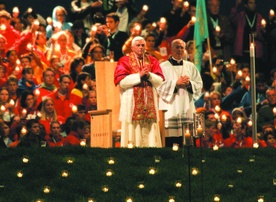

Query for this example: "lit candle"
[196,125,203,137]
[142,5,148,12]
[175,181,182,188]
[87,198,95,202]
[204,92,210,99]
[245,76,250,82]
[0,105,5,112]
[43,186,50,194]
[237,168,243,173]
[237,70,242,77]
[17,171,23,178]
[22,156,29,163]
[27,7,33,13]
[34,20,40,26]
[72,105,77,113]
[102,186,109,192]
[168,197,175,202]
[172,143,179,151]
[247,120,252,127]
[108,157,115,165]
[273,107,276,116]
[183,1,189,8]
[34,90,41,97]
[191,16,196,23]
[138,183,145,189]
[46,17,52,25]
[261,19,266,27]
[21,108,27,117]
[215,25,221,33]
[230,58,236,65]
[27,43,33,51]
[80,139,86,147]
[184,130,191,146]
[37,111,42,118]
[213,144,219,151]
[221,114,227,122]
[270,9,275,17]
[214,113,219,120]
[253,142,259,148]
[0,24,6,31]
[154,155,161,163]
[217,122,222,130]
[67,159,74,164]
[106,170,113,177]
[13,7,19,13]
[250,43,255,57]
[15,66,20,72]
[149,167,156,175]
[126,197,133,202]
[61,170,69,177]
[258,196,264,202]
[16,59,21,65]
[160,17,166,24]
[191,168,198,175]
[236,117,242,123]
[214,195,220,202]
[21,127,27,135]
[152,22,157,28]
[214,105,221,113]
[127,142,134,149]
[212,66,217,73]
[82,83,88,90]
[9,99,15,106]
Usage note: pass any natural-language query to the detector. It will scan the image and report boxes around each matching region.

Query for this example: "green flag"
[193,0,209,72]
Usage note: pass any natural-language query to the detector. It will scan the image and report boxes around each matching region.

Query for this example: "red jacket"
[63,131,81,146]
[48,90,75,120]
[224,134,253,148]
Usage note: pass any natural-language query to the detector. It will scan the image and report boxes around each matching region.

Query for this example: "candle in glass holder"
[21,127,27,135]
[213,144,219,151]
[87,198,95,202]
[108,157,115,165]
[172,143,179,151]
[253,141,259,148]
[212,66,217,73]
[191,16,196,23]
[154,155,161,163]
[160,17,166,24]
[80,139,86,147]
[13,7,19,13]
[191,168,199,175]
[168,196,175,202]
[106,169,113,177]
[22,108,27,117]
[149,167,156,175]
[43,186,50,194]
[126,197,133,202]
[184,130,191,146]
[138,182,145,189]
[61,170,69,177]
[237,70,242,77]
[257,196,264,202]
[22,156,29,163]
[17,171,23,178]
[214,195,220,201]
[0,24,6,31]
[102,185,109,192]
[127,141,134,149]
[67,159,74,164]
[250,43,255,57]
[0,105,5,112]
[34,89,40,96]
[175,181,182,188]
[196,125,203,137]
[236,117,242,124]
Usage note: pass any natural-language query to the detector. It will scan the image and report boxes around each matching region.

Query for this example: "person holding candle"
[207,0,234,61]
[229,0,265,73]
[158,39,202,147]
[0,87,17,123]
[114,36,164,147]
[48,74,75,120]
[63,119,88,146]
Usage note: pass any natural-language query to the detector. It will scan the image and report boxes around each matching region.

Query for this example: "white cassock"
[119,72,163,147]
[158,60,203,137]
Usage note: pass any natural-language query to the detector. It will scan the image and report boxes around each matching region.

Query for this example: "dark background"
[4,0,276,24]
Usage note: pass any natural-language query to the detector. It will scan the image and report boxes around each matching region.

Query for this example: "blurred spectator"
[47,120,65,147]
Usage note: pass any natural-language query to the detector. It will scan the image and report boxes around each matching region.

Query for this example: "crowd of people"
[0,0,276,148]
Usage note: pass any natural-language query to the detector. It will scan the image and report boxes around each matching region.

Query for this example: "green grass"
[0,147,275,202]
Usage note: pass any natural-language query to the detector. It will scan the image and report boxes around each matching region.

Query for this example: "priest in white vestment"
[114,36,165,147]
[158,39,203,146]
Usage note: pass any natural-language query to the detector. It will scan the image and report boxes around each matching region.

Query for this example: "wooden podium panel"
[89,110,112,148]
[95,61,121,131]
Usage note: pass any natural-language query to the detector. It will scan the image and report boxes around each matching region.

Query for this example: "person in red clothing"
[263,131,276,148]
[35,68,57,105]
[47,121,65,147]
[48,74,75,120]
[39,97,65,136]
[224,118,253,148]
[63,120,88,146]
[0,10,20,51]
[195,119,223,148]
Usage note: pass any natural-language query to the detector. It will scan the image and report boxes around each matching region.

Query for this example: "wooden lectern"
[89,61,121,148]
